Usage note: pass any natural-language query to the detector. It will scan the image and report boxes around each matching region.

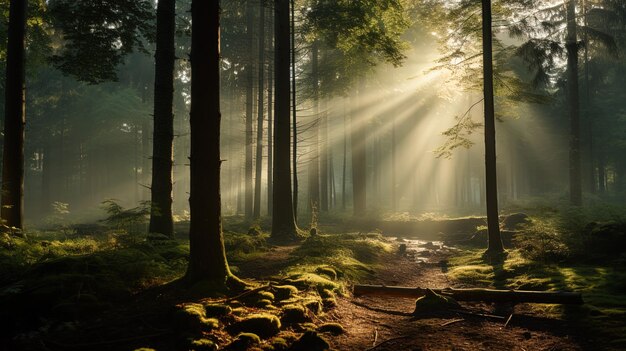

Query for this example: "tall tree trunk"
[141,117,151,201]
[391,115,397,211]
[134,124,139,204]
[352,86,367,216]
[481,0,504,255]
[291,0,299,223]
[597,153,606,194]
[148,0,175,237]
[271,0,298,241]
[582,0,595,194]
[320,99,329,212]
[41,137,51,216]
[267,13,274,216]
[186,0,236,285]
[342,101,347,210]
[309,41,320,210]
[1,0,27,231]
[254,0,266,219]
[245,0,255,219]
[567,0,582,206]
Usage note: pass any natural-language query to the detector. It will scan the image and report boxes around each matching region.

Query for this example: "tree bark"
[254,0,266,219]
[309,41,320,210]
[148,0,175,237]
[186,0,234,284]
[271,0,298,241]
[352,86,367,216]
[245,0,255,219]
[391,115,397,211]
[342,102,347,210]
[291,0,299,223]
[353,285,584,305]
[567,0,582,206]
[267,13,274,216]
[1,0,27,231]
[481,0,504,255]
[320,99,329,212]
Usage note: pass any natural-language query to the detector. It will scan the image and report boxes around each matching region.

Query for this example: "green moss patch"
[204,303,232,317]
[317,322,345,335]
[284,273,340,292]
[280,304,310,325]
[289,331,330,351]
[227,313,281,338]
[272,285,298,301]
[174,303,220,332]
[190,338,218,351]
[227,333,261,350]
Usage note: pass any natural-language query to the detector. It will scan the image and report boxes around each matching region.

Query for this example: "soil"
[319,246,591,351]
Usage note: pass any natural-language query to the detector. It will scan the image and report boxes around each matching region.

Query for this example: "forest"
[1,0,626,350]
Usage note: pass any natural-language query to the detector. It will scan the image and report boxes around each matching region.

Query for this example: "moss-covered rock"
[173,303,220,332]
[273,285,298,301]
[412,289,460,315]
[315,266,337,280]
[294,322,317,332]
[226,333,261,350]
[322,297,337,309]
[281,304,310,325]
[227,313,281,338]
[288,331,330,351]
[304,299,323,315]
[317,322,345,335]
[270,337,289,350]
[190,338,218,351]
[285,273,340,292]
[256,299,274,308]
[242,290,275,306]
[204,303,232,317]
[318,289,334,299]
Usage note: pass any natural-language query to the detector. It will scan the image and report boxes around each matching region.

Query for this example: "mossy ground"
[448,247,626,349]
[1,218,389,350]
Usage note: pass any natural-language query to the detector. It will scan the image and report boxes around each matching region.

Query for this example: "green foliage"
[448,246,626,350]
[48,0,155,83]
[100,199,150,243]
[301,0,411,96]
[515,217,570,262]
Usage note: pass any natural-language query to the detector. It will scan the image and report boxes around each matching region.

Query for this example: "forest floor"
[3,215,626,350]
[228,238,590,351]
[323,245,588,351]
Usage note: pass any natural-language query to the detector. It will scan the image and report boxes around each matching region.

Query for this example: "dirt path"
[324,245,587,351]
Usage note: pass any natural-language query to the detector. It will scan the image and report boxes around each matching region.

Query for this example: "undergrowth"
[448,205,626,350]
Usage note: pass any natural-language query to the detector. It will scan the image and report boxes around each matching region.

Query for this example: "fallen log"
[353,285,584,305]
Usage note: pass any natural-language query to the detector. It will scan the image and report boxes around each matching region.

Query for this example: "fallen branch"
[365,335,411,351]
[373,328,378,346]
[440,318,464,327]
[353,285,584,304]
[504,313,513,328]
[452,309,506,320]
